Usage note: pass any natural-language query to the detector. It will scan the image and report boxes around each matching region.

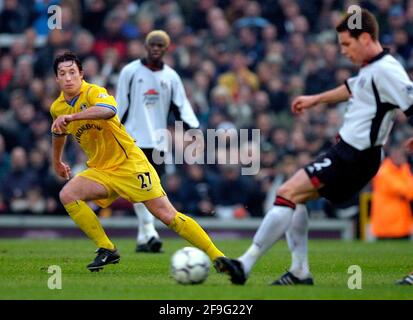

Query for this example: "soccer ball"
[171,247,210,285]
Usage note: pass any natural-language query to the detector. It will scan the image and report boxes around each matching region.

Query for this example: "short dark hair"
[335,9,379,41]
[53,51,83,75]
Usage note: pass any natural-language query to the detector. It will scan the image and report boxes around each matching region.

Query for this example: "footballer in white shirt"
[116,30,199,253]
[215,9,413,286]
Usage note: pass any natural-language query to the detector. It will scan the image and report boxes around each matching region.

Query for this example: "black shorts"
[141,148,166,177]
[304,139,382,204]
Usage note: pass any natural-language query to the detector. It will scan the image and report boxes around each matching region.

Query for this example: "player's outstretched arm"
[68,106,116,122]
[291,95,320,115]
[291,84,350,115]
[51,106,116,133]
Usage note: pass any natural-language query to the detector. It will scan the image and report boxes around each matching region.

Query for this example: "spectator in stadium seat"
[10,56,34,92]
[81,0,108,35]
[0,134,10,182]
[184,164,218,217]
[42,173,67,216]
[285,32,308,74]
[165,15,186,45]
[73,30,96,63]
[93,10,128,62]
[251,90,271,115]
[34,29,72,77]
[189,70,211,122]
[0,193,7,214]
[28,147,50,189]
[214,9,413,287]
[218,51,259,101]
[254,112,274,144]
[214,164,254,218]
[50,51,224,271]
[82,57,106,87]
[237,26,265,70]
[26,78,45,110]
[13,103,36,150]
[0,0,30,34]
[225,84,253,129]
[125,40,145,63]
[26,186,47,215]
[234,0,270,31]
[270,127,292,159]
[30,113,50,143]
[224,0,249,24]
[137,0,182,31]
[0,90,26,147]
[134,16,155,42]
[188,0,214,32]
[202,16,239,58]
[370,146,413,239]
[208,85,231,117]
[267,77,290,114]
[0,54,14,91]
[1,147,38,213]
[162,173,187,213]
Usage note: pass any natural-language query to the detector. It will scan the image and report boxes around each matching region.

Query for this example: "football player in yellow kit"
[51,52,224,271]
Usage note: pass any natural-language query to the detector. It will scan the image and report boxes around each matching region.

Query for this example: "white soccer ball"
[171,247,210,285]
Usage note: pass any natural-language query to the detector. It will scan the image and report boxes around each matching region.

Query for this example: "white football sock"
[133,203,159,244]
[286,204,311,279]
[238,205,294,276]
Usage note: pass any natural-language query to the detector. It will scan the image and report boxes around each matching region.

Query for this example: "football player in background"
[215,9,413,286]
[116,30,200,253]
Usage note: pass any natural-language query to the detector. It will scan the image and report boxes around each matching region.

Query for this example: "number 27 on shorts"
[137,172,152,190]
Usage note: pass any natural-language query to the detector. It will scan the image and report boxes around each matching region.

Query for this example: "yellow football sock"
[169,212,225,261]
[64,201,115,250]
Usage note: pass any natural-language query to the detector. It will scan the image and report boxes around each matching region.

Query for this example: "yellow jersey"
[50,80,141,171]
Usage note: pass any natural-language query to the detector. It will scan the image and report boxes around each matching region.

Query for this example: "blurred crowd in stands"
[1,0,413,219]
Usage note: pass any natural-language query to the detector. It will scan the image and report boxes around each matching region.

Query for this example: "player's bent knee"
[59,187,78,205]
[277,184,296,202]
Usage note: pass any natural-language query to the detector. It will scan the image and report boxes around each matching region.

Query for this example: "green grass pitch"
[0,238,412,300]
